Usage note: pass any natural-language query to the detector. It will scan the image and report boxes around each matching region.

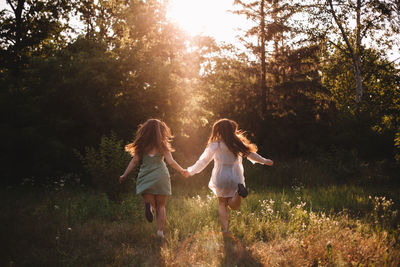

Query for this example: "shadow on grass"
[222,232,263,267]
[175,231,263,266]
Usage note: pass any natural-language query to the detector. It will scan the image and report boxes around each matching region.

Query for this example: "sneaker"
[157,230,164,238]
[145,202,153,222]
[237,183,248,198]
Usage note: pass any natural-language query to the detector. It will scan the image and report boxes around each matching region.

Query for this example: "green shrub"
[76,133,133,200]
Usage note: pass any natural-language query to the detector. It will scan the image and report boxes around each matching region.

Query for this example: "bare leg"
[141,193,156,222]
[155,195,167,232]
[227,192,242,210]
[218,197,229,232]
[142,193,156,210]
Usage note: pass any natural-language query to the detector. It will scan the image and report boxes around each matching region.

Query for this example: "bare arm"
[120,155,139,183]
[164,151,187,176]
[247,152,273,166]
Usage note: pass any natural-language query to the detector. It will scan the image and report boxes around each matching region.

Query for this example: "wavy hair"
[125,119,174,159]
[208,118,257,157]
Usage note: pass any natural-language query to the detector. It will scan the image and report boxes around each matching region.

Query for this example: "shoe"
[237,183,248,198]
[157,230,164,238]
[145,202,153,222]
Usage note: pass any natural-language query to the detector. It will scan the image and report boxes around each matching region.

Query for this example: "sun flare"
[167,0,248,43]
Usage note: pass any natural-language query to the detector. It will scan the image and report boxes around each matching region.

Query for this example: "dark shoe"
[237,183,248,198]
[145,202,153,222]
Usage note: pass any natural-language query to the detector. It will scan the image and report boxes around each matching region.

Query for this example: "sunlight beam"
[166,0,251,44]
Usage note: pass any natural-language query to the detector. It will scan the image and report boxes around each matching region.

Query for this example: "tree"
[0,0,192,184]
[200,44,260,127]
[321,45,400,158]
[233,0,309,117]
[233,0,268,116]
[307,0,400,106]
[0,0,71,76]
[74,0,128,44]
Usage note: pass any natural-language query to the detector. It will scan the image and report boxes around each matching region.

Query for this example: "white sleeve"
[187,142,218,175]
[246,152,267,165]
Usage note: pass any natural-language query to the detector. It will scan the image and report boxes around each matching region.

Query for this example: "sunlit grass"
[1,179,399,266]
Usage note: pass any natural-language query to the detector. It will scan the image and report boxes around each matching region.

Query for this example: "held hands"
[180,169,191,178]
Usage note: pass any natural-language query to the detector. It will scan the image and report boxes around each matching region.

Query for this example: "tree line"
[1,0,399,186]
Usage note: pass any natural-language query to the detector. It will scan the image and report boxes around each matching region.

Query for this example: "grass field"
[1,160,400,266]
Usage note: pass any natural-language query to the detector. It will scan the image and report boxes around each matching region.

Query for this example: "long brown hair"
[125,119,174,159]
[208,118,257,157]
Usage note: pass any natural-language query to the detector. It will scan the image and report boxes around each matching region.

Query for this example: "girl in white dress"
[186,119,273,232]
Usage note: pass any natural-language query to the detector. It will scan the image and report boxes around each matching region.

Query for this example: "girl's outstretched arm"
[120,155,139,183]
[164,151,187,177]
[187,142,218,176]
[247,152,274,166]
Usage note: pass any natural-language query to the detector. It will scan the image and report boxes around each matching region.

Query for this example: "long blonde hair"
[208,118,257,157]
[125,119,174,159]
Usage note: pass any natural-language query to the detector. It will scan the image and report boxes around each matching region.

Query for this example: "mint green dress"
[136,153,171,195]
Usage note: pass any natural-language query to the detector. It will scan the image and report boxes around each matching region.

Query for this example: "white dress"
[187,141,267,197]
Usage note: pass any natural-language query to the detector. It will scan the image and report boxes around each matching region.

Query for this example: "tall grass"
[1,178,399,266]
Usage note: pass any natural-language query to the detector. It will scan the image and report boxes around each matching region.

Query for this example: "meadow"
[2,1,400,266]
[1,159,399,266]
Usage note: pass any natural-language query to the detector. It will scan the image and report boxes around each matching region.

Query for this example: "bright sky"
[0,0,7,10]
[166,0,252,45]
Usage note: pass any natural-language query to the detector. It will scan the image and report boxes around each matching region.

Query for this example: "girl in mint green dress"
[120,119,188,238]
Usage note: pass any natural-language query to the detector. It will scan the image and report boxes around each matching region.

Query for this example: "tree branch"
[360,18,378,40]
[355,0,361,53]
[362,57,400,83]
[6,0,16,13]
[328,0,355,58]
[327,39,347,54]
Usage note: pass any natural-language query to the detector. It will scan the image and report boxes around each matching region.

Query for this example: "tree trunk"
[354,0,362,104]
[7,0,25,76]
[328,0,363,105]
[260,0,267,116]
[14,0,24,51]
[354,55,362,103]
